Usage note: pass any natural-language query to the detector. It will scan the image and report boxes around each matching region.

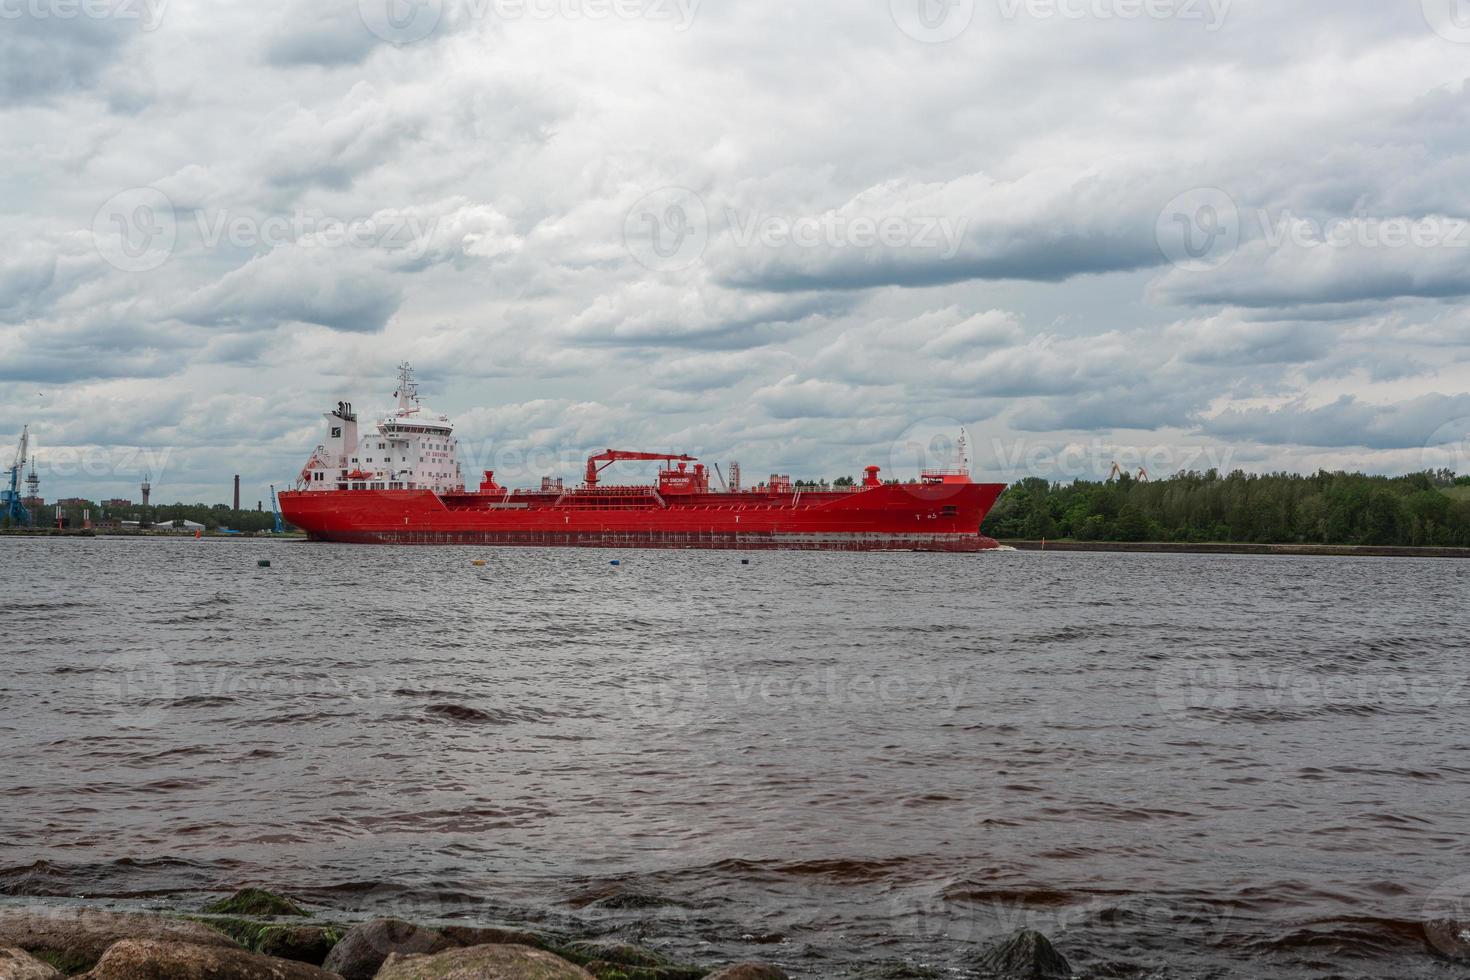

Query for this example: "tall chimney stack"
[233,475,240,513]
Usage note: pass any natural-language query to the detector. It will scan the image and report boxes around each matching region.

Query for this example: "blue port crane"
[2,426,32,527]
[270,484,284,534]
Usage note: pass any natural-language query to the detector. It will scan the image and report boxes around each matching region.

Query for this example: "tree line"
[11,500,287,533]
[981,469,1470,547]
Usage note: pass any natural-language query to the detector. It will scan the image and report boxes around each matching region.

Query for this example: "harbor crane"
[584,449,697,487]
[1108,461,1150,483]
[3,426,33,526]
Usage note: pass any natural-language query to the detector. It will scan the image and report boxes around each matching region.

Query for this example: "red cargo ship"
[279,365,1006,552]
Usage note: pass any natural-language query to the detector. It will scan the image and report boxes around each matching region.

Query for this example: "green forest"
[981,469,1470,547]
[8,500,285,533]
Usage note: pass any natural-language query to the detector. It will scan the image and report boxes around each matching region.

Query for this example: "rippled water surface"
[3,537,1469,978]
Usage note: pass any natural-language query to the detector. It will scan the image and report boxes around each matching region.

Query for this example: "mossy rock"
[256,924,344,965]
[186,915,343,959]
[27,949,94,977]
[203,888,308,917]
[184,914,275,950]
[581,965,707,980]
[555,942,705,980]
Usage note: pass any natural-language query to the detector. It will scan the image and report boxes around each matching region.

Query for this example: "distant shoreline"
[1001,539,1470,559]
[0,529,305,539]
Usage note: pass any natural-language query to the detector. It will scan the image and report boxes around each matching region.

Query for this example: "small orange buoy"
[471,559,487,567]
[195,529,202,539]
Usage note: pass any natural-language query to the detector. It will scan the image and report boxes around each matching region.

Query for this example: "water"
[3,536,1468,978]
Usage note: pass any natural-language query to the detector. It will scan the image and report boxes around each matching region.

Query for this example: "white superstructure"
[298,363,463,492]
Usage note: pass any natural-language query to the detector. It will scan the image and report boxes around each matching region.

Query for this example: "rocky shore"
[0,891,1076,980]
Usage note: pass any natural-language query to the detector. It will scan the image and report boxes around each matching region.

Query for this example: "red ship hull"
[279,481,1006,552]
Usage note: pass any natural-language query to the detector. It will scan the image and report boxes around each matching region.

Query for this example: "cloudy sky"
[4,0,1470,504]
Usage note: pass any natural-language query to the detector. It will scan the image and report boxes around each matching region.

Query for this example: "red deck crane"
[584,449,698,487]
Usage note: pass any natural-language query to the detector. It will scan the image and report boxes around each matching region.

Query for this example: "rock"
[321,921,454,980]
[0,947,63,980]
[1425,917,1470,961]
[0,909,238,975]
[552,941,708,980]
[184,919,272,954]
[375,945,592,980]
[255,928,340,967]
[203,892,308,919]
[705,965,788,980]
[970,930,1072,979]
[80,940,338,980]
[553,942,664,969]
[438,929,548,953]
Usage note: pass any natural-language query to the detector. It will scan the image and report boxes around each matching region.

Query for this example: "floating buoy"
[257,559,270,567]
[472,559,487,567]
[609,559,621,566]
[741,559,750,565]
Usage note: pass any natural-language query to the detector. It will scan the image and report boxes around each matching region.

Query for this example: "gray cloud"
[5,0,1470,501]
[1199,394,1470,450]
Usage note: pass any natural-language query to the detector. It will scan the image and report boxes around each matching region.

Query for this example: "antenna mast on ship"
[394,361,420,416]
[954,427,971,475]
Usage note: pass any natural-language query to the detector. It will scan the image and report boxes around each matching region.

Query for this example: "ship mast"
[394,361,420,416]
[954,427,970,475]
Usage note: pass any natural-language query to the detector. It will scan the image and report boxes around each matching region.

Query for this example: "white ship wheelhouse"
[298,362,464,493]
